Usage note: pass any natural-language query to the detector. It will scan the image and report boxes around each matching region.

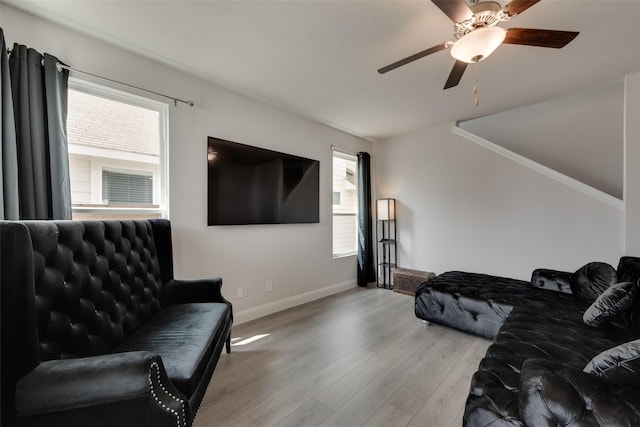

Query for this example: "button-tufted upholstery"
[28,220,163,360]
[414,260,640,427]
[1,219,233,427]
[530,268,573,294]
[518,358,640,427]
[415,271,576,338]
[464,297,635,426]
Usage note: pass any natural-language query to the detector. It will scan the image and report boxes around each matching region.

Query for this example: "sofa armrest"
[15,351,189,427]
[530,269,573,294]
[162,277,231,307]
[519,358,640,427]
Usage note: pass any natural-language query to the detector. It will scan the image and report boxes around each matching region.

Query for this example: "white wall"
[1,5,372,323]
[459,82,624,199]
[625,71,640,254]
[375,122,625,281]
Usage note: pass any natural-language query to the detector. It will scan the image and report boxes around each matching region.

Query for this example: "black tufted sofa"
[415,258,640,427]
[0,219,233,427]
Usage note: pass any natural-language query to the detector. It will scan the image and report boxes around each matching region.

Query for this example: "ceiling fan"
[378,0,579,89]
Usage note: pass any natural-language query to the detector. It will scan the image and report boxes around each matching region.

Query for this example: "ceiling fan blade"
[504,28,579,48]
[443,60,468,90]
[378,43,449,74]
[431,0,473,23]
[503,0,541,18]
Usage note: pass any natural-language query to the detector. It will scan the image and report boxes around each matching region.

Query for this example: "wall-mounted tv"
[207,137,320,225]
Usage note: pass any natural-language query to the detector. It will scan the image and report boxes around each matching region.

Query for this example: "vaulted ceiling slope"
[460,82,624,199]
[5,0,640,140]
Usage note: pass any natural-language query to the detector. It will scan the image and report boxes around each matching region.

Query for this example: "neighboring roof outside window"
[67,90,159,157]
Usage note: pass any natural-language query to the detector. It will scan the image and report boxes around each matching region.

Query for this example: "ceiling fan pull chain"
[473,80,479,106]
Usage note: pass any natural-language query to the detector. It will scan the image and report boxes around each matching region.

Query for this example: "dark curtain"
[1,28,72,220]
[357,152,375,286]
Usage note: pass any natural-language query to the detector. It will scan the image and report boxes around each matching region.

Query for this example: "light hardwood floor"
[194,286,491,427]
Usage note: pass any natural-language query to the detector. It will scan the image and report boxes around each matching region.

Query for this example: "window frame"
[332,149,358,258]
[68,78,170,219]
[101,168,155,206]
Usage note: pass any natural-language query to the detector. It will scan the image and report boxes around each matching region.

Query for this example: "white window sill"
[333,252,357,259]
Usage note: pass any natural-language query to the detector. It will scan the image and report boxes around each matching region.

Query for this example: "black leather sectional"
[1,219,233,427]
[415,258,640,427]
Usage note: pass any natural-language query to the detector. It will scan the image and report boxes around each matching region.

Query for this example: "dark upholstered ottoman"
[414,271,572,339]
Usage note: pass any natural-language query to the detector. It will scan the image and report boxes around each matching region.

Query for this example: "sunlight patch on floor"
[231,334,270,346]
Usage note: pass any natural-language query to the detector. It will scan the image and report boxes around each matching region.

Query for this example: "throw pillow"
[583,281,636,327]
[571,262,617,303]
[617,256,640,283]
[584,339,640,387]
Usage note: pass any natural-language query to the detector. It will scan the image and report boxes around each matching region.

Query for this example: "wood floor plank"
[222,415,259,427]
[407,338,491,427]
[246,346,374,426]
[361,403,414,427]
[452,407,465,427]
[363,326,476,425]
[193,287,490,427]
[271,399,333,427]
[314,323,431,412]
[323,324,472,427]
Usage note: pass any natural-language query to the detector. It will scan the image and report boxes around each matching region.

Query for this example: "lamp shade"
[377,198,395,221]
[450,26,506,63]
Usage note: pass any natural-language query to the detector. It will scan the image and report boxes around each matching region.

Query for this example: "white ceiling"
[6,0,640,140]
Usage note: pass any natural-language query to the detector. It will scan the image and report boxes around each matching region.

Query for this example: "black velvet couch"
[415,258,640,427]
[1,219,233,427]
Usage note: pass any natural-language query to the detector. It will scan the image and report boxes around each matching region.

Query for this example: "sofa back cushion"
[25,220,163,360]
[618,256,640,331]
[530,269,573,294]
[571,262,617,303]
[617,257,640,284]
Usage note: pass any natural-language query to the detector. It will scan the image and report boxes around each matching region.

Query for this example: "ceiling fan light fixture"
[450,26,506,63]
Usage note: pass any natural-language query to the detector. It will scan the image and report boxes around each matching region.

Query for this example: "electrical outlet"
[265,280,273,292]
[237,288,243,298]
[243,287,250,297]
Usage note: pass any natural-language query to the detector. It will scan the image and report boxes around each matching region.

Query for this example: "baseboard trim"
[234,280,358,325]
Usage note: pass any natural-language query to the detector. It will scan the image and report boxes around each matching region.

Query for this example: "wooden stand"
[393,268,435,296]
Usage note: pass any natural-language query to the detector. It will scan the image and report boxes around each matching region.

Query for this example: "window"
[66,79,168,220]
[332,150,358,257]
[332,191,341,205]
[102,170,153,205]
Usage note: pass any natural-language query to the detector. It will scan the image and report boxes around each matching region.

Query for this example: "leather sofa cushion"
[617,256,640,283]
[583,281,636,327]
[465,297,633,426]
[115,303,231,398]
[530,269,573,294]
[518,358,640,427]
[415,271,531,338]
[617,257,640,332]
[571,262,617,303]
[584,339,640,387]
[415,271,584,339]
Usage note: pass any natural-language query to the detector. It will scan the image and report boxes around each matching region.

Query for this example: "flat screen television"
[207,137,320,225]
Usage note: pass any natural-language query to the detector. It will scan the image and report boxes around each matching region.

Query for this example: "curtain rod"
[6,49,194,107]
[331,145,359,156]
[56,63,194,107]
